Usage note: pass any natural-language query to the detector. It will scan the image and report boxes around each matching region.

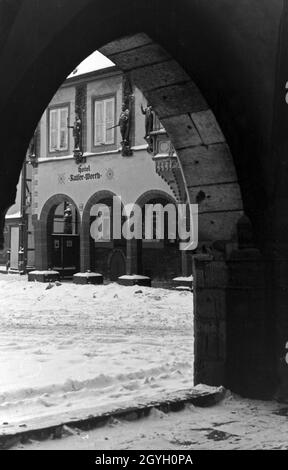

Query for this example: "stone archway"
[135,190,177,209]
[100,34,244,245]
[16,35,271,397]
[81,190,123,273]
[134,189,181,280]
[35,194,80,272]
[0,0,284,399]
[101,36,268,395]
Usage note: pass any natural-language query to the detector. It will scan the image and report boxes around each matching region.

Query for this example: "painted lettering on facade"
[69,164,102,182]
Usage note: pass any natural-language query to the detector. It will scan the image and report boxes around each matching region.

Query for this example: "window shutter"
[59,108,68,150]
[49,107,68,152]
[105,99,114,144]
[49,110,58,151]
[95,101,104,145]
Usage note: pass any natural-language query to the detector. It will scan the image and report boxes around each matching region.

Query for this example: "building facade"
[0,156,34,273]
[11,66,190,282]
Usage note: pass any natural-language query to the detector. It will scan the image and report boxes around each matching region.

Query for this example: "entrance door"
[10,226,19,271]
[109,250,126,281]
[51,234,79,277]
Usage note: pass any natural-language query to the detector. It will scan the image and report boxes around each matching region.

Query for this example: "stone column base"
[117,274,151,287]
[73,272,103,285]
[28,270,60,283]
[172,275,193,291]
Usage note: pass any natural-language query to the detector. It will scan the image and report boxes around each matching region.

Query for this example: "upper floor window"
[94,97,115,146]
[49,106,69,153]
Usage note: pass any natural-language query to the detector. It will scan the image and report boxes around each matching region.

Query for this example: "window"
[94,97,115,146]
[49,106,69,153]
[53,202,78,235]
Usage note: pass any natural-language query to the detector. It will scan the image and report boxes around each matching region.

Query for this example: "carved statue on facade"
[141,104,154,137]
[118,96,133,157]
[141,103,154,153]
[119,103,130,143]
[68,109,86,164]
[73,112,82,150]
[68,110,82,151]
[63,206,73,234]
[28,128,38,167]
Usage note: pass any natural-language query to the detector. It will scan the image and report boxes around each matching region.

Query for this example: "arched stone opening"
[134,190,182,282]
[81,190,125,277]
[101,35,270,396]
[23,34,272,397]
[35,194,80,275]
[0,0,281,399]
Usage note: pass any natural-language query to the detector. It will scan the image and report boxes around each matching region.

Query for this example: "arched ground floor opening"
[136,190,183,282]
[81,191,127,280]
[34,194,81,276]
[35,188,185,285]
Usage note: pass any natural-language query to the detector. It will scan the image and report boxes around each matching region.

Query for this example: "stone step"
[73,272,103,285]
[28,270,60,283]
[117,274,151,287]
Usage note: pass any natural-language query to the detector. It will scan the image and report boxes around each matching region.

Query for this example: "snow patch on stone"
[29,270,59,275]
[119,275,151,280]
[73,272,103,277]
[173,276,193,282]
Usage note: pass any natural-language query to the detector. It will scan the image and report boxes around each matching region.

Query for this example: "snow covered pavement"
[13,392,288,450]
[0,275,193,426]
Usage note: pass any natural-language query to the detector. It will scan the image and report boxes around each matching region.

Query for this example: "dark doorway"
[51,234,79,278]
[109,249,126,281]
[49,201,80,278]
[141,196,181,280]
[89,196,126,279]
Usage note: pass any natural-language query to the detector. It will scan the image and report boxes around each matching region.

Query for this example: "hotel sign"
[69,164,102,182]
[57,165,114,185]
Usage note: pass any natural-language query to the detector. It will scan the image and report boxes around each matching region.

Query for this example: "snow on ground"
[13,392,288,450]
[0,274,193,426]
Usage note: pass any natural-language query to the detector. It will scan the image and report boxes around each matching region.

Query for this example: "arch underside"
[100,33,243,248]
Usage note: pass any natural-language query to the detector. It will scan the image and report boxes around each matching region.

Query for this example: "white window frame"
[49,106,69,153]
[94,97,115,146]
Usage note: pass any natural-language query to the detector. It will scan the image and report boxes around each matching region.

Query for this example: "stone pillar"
[33,217,48,270]
[80,226,90,272]
[181,250,189,277]
[193,250,276,398]
[126,239,142,275]
[193,254,227,387]
[272,246,288,402]
[226,249,275,398]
